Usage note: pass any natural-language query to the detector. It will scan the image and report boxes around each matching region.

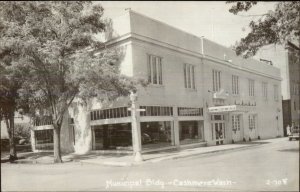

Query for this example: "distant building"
[255,42,300,135]
[31,10,284,154]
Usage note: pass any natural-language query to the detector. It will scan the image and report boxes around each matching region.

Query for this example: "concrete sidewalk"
[79,138,282,166]
[1,137,286,166]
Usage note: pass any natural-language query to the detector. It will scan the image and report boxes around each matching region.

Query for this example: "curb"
[2,143,263,166]
[79,143,262,167]
[149,143,261,163]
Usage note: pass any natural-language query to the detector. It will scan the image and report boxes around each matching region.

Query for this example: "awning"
[208,105,255,113]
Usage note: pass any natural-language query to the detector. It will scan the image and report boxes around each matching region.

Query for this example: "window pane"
[184,64,187,88]
[148,55,152,83]
[158,58,162,84]
[212,70,215,91]
[218,71,221,91]
[192,66,195,89]
[152,57,157,84]
[236,76,239,94]
[187,65,191,88]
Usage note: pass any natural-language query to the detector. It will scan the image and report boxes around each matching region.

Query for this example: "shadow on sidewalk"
[69,152,128,162]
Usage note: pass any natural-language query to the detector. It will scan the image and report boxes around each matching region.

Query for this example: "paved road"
[1,138,299,191]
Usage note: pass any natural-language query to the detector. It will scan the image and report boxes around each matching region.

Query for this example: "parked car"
[109,130,153,148]
[289,126,299,141]
[14,137,30,145]
[141,133,152,144]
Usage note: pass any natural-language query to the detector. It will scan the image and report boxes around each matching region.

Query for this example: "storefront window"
[35,129,54,150]
[179,121,204,145]
[141,121,174,150]
[92,123,132,150]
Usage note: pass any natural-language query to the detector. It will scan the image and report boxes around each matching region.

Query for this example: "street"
[1,138,299,191]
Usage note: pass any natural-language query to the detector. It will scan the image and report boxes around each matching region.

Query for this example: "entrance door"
[214,122,225,145]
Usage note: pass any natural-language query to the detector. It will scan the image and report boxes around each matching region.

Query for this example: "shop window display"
[92,123,132,150]
[141,121,174,149]
[179,121,203,145]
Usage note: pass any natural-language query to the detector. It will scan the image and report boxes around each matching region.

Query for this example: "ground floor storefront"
[30,104,283,154]
[89,120,205,152]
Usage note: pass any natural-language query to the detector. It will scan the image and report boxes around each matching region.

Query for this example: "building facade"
[31,10,284,154]
[255,42,300,135]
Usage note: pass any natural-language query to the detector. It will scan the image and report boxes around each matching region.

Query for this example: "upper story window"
[262,82,268,99]
[212,70,221,92]
[147,54,162,85]
[274,85,279,101]
[232,115,240,131]
[232,75,239,95]
[184,64,195,89]
[248,79,255,97]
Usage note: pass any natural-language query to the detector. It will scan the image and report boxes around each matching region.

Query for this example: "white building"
[31,10,283,155]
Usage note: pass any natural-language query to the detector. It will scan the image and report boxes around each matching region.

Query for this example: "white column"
[173,106,180,147]
[130,92,143,162]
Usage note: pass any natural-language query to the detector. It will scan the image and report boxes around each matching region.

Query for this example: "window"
[248,115,256,130]
[249,79,255,97]
[211,115,225,121]
[232,75,239,95]
[141,121,174,148]
[295,101,297,111]
[148,55,162,85]
[92,123,132,150]
[262,82,268,99]
[212,70,221,92]
[90,107,131,121]
[178,107,203,116]
[140,106,173,116]
[184,64,195,89]
[274,85,279,101]
[232,115,240,131]
[179,121,204,145]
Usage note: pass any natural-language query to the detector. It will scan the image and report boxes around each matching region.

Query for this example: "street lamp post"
[128,92,145,162]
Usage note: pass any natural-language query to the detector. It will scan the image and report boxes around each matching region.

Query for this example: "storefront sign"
[208,105,237,113]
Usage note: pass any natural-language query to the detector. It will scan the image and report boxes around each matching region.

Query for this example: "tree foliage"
[0,1,143,163]
[227,1,300,58]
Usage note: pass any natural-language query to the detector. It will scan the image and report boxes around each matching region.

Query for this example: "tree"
[0,1,143,163]
[0,77,19,161]
[227,1,300,58]
[0,19,26,161]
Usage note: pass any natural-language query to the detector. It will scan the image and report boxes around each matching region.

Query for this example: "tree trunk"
[6,115,18,162]
[53,124,62,163]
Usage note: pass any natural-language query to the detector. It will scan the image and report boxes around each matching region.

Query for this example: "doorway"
[213,122,225,145]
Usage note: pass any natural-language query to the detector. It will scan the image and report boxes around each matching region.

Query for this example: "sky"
[96,1,277,48]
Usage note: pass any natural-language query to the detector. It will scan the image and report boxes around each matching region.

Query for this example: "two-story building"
[31,10,284,155]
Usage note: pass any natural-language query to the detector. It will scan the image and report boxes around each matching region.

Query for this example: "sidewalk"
[1,137,286,166]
